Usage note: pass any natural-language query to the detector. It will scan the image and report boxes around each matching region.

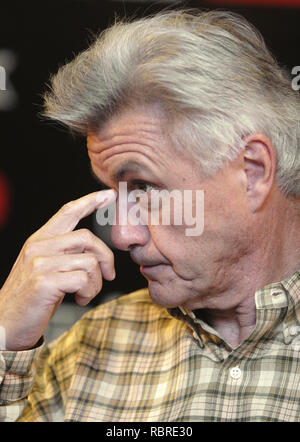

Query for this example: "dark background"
[1,0,300,304]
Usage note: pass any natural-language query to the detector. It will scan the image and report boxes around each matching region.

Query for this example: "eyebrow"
[111,160,150,183]
[89,161,153,188]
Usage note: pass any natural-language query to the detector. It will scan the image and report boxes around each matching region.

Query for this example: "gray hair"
[43,9,300,196]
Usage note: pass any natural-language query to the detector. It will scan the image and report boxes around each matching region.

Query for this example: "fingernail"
[96,189,117,204]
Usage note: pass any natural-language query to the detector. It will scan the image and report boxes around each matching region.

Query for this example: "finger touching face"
[35,189,117,239]
[87,105,252,310]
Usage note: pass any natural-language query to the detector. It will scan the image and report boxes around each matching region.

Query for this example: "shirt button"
[292,336,300,351]
[230,366,242,380]
[289,326,300,336]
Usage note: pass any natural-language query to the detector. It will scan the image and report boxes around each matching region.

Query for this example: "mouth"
[140,264,169,279]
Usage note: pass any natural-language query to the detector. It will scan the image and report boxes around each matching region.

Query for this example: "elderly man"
[0,9,299,422]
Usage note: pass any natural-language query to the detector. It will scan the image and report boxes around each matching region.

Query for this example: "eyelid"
[95,178,159,195]
[129,179,157,193]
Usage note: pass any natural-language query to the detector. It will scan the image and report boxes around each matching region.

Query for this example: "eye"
[130,180,154,193]
[128,180,161,211]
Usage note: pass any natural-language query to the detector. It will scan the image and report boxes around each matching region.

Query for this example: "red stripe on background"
[0,172,11,228]
[209,0,300,6]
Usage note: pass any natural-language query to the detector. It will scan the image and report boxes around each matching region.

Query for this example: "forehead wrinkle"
[101,143,160,167]
[100,118,163,140]
[88,112,172,187]
[88,113,164,147]
[90,129,163,154]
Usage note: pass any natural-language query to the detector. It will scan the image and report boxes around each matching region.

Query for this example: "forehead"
[87,106,176,180]
[87,105,168,151]
[87,104,202,191]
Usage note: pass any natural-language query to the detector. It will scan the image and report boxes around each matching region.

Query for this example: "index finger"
[35,189,117,238]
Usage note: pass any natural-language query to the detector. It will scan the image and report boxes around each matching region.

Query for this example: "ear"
[242,133,277,212]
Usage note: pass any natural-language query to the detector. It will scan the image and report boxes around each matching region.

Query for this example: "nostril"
[110,223,150,252]
[128,243,141,251]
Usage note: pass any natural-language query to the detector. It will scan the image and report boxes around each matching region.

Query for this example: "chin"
[147,280,184,309]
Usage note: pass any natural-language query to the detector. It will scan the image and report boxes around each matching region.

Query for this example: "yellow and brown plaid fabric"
[0,271,300,421]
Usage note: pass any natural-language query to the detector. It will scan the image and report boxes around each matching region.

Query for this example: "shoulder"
[82,287,172,324]
[47,288,173,353]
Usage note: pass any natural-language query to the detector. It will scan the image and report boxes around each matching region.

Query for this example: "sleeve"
[0,341,46,422]
[0,315,88,422]
[17,324,83,422]
[0,333,69,422]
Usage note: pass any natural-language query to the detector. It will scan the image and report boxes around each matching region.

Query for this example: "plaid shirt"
[0,271,300,422]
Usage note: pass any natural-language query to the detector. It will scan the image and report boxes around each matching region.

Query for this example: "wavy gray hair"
[43,9,300,196]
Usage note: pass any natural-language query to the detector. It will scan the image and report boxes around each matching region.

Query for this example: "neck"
[198,297,257,349]
[194,197,300,348]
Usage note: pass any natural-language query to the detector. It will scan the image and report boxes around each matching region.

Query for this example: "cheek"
[149,225,202,278]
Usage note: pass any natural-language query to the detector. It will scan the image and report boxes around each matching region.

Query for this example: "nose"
[110,199,150,251]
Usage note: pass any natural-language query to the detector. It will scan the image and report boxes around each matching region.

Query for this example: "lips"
[140,264,169,279]
[130,253,163,268]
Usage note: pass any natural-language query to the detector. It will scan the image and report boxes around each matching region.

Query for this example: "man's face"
[87,105,252,311]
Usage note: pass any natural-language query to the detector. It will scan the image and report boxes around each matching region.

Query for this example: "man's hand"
[0,190,117,351]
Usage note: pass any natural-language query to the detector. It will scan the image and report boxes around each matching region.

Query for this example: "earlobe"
[242,134,276,212]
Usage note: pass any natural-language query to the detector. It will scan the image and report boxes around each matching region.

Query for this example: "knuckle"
[33,273,49,291]
[23,240,38,260]
[88,254,99,270]
[60,201,74,215]
[31,256,44,272]
[95,280,103,296]
[78,271,89,286]
[79,228,93,242]
[103,248,114,269]
[107,248,114,264]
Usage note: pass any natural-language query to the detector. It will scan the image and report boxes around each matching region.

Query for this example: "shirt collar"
[168,270,300,347]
